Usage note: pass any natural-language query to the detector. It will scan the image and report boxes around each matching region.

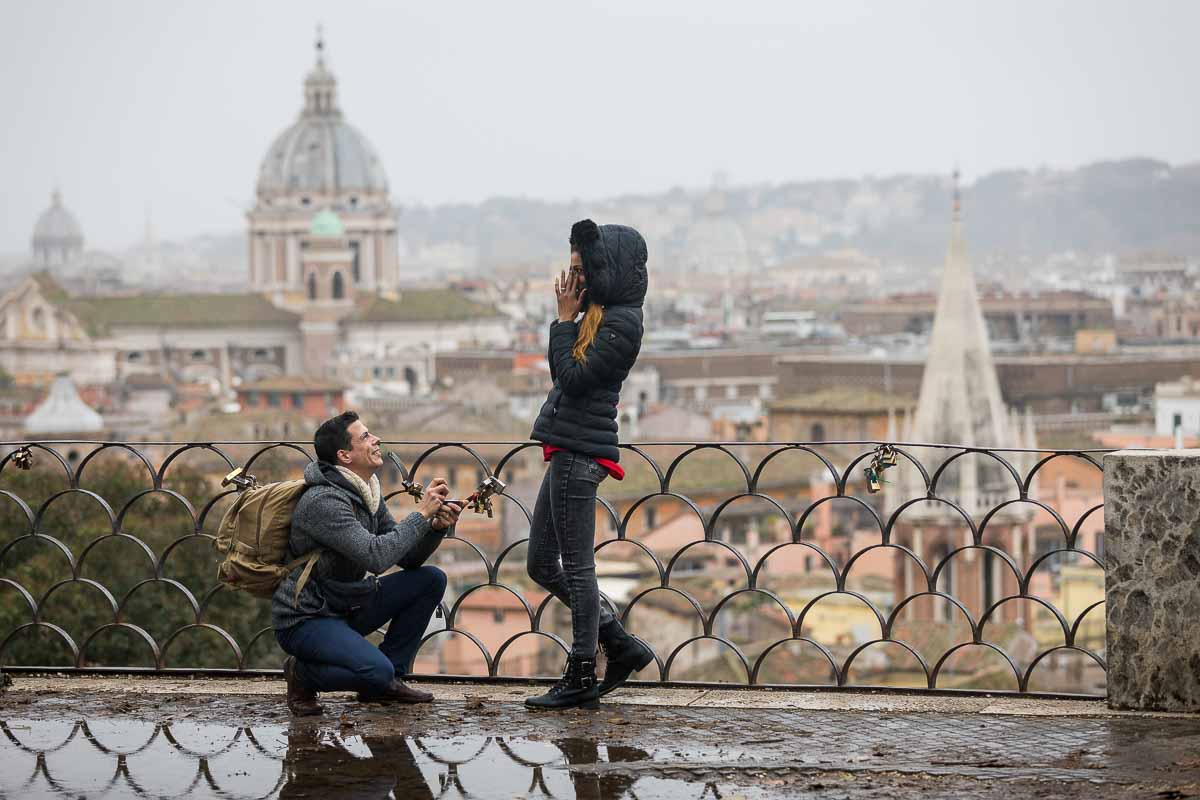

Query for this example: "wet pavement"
[2,678,1199,798]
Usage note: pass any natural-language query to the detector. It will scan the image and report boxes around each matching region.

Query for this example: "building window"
[126,351,144,363]
[301,196,311,206]
[350,241,361,283]
[246,392,259,405]
[332,271,345,299]
[373,366,382,379]
[252,348,269,360]
[810,423,826,441]
[307,273,317,300]
[190,349,208,361]
[326,392,336,406]
[291,393,304,408]
[268,393,281,407]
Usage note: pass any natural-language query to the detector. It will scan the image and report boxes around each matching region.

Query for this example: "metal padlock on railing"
[465,475,506,518]
[876,444,898,468]
[864,444,898,494]
[401,479,425,503]
[221,467,259,491]
[11,447,33,471]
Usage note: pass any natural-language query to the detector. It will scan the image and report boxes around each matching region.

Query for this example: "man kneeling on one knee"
[273,411,460,716]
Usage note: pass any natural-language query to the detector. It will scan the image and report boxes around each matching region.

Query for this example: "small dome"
[25,375,104,434]
[32,191,84,248]
[310,209,345,237]
[255,37,389,198]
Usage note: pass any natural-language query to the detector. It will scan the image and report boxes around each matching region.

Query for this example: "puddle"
[0,717,763,799]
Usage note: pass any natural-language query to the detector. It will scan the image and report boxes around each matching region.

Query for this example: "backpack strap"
[288,550,323,605]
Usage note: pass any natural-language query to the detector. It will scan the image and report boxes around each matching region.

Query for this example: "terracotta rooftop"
[34,273,298,336]
[350,289,505,323]
[769,388,914,414]
[239,377,347,393]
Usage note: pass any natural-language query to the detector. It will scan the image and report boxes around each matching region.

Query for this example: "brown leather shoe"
[284,656,323,717]
[357,679,433,704]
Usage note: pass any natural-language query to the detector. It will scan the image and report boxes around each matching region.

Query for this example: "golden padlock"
[878,445,898,468]
[865,466,882,493]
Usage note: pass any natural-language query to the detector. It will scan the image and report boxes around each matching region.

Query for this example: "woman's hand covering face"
[555,267,587,322]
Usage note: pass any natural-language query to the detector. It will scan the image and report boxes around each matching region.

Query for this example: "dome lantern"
[303,25,340,116]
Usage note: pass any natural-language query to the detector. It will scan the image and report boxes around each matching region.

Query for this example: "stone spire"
[910,170,1009,450]
[890,172,1018,519]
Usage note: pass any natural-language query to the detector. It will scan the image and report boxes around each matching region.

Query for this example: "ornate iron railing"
[0,439,1109,697]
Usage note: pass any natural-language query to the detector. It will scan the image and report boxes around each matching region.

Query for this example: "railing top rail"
[0,438,1124,454]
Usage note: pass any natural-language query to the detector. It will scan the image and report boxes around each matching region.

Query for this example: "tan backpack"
[214,471,319,601]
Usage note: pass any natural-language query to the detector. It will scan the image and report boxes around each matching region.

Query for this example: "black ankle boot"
[598,621,654,697]
[283,656,323,717]
[525,655,600,710]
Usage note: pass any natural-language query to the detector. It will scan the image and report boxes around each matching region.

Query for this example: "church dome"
[310,208,345,237]
[255,36,388,199]
[32,190,84,249]
[25,374,103,434]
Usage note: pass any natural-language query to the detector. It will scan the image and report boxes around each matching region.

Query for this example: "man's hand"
[555,268,586,323]
[417,478,449,520]
[432,499,462,532]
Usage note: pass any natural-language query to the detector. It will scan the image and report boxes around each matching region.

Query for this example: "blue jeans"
[275,565,447,694]
[526,450,615,659]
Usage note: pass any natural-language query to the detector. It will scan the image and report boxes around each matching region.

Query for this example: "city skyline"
[2,0,1198,253]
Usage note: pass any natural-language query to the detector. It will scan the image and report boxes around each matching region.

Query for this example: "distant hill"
[16,158,1188,289]
[396,158,1200,272]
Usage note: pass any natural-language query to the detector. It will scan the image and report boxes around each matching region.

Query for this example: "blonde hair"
[572,304,604,361]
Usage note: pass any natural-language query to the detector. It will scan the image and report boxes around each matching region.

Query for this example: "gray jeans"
[526,450,616,658]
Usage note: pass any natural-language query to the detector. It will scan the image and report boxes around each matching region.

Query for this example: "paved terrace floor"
[2,675,1199,799]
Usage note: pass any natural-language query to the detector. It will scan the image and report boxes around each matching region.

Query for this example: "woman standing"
[525,219,655,710]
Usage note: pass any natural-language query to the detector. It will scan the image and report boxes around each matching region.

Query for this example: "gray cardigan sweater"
[271,461,447,631]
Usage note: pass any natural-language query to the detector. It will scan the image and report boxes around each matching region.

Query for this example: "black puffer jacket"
[530,221,648,462]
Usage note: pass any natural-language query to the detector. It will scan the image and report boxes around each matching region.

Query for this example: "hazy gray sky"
[3,0,1197,252]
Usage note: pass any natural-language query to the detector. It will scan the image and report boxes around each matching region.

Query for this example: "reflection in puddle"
[0,717,740,799]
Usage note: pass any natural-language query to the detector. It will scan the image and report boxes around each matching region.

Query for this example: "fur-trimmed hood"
[570,220,649,308]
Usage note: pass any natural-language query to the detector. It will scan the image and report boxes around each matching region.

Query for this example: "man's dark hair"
[314,410,360,464]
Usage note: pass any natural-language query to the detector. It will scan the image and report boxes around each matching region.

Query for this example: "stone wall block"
[1104,449,1200,712]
